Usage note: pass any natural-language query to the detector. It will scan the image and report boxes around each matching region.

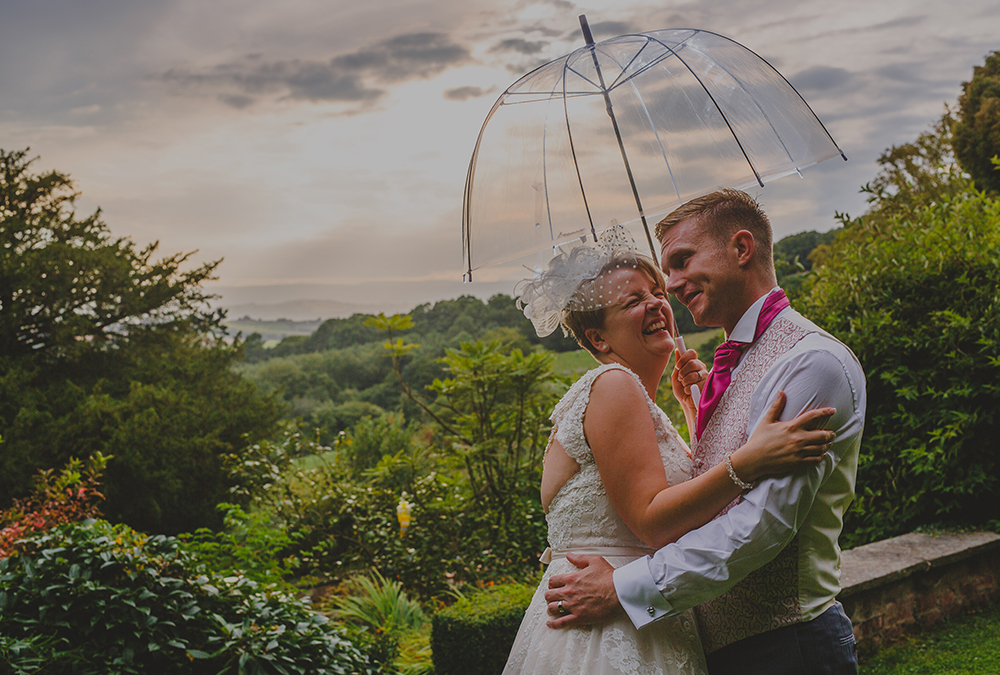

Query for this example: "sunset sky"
[2,0,996,318]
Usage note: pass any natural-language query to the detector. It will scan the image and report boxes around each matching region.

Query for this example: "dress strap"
[539,545,655,564]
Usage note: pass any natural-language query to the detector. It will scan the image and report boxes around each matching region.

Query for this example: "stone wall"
[838,530,1000,654]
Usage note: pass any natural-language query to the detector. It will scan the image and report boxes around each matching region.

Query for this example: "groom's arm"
[614,346,865,629]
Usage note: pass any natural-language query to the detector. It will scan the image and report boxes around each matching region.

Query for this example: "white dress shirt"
[613,290,867,629]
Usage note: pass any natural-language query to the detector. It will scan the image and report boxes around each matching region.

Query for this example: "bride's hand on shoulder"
[730,392,836,482]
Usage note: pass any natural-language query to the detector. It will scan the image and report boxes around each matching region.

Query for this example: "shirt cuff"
[613,556,673,629]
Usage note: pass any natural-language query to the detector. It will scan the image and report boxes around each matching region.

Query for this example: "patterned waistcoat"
[691,316,812,653]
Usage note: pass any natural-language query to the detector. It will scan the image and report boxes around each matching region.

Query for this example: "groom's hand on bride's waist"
[544,554,624,628]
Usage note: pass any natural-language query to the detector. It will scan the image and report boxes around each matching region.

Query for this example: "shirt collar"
[727,287,782,343]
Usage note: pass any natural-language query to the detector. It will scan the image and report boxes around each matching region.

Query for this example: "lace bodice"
[545,363,694,552]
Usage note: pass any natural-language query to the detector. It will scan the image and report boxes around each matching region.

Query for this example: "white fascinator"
[516,223,643,337]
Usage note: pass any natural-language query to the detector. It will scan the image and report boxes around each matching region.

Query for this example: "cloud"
[585,20,642,39]
[159,31,472,108]
[490,38,548,55]
[444,85,496,101]
[338,32,472,82]
[874,63,926,85]
[789,66,856,94]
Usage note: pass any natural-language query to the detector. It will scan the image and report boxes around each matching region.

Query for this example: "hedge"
[431,582,536,675]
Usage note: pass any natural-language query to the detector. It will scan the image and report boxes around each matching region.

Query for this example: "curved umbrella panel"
[462,28,845,276]
[648,31,845,171]
[595,32,843,203]
[585,30,844,171]
[464,90,597,271]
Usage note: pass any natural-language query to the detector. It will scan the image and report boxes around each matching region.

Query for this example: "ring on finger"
[557,600,566,615]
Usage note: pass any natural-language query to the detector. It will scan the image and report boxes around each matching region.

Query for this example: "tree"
[0,148,283,533]
[774,229,840,300]
[428,341,561,523]
[953,51,1000,193]
[801,122,1000,544]
[0,149,218,359]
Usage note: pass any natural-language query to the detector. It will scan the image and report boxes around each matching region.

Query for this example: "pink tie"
[695,290,790,440]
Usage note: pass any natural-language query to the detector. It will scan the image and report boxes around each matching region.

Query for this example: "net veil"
[516,224,645,337]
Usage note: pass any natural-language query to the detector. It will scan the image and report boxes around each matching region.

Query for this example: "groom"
[545,189,866,675]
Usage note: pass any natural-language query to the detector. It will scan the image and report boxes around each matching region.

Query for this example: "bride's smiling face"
[587,268,675,367]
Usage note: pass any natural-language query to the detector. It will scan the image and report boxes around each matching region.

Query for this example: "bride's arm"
[585,369,834,549]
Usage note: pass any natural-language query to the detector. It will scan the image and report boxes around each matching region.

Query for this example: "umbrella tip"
[579,15,595,45]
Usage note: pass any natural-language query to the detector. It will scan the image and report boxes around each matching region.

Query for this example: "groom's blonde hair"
[655,189,774,271]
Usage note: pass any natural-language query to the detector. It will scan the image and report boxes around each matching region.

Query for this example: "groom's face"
[659,217,741,329]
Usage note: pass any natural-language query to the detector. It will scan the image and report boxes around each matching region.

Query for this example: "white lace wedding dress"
[503,363,708,675]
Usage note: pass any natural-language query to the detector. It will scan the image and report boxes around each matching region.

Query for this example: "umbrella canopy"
[462,22,845,279]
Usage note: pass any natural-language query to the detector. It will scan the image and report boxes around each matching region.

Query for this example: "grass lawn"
[552,329,723,380]
[859,603,1000,674]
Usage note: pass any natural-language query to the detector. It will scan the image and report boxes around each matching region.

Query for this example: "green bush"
[803,180,1000,545]
[286,461,547,599]
[430,582,536,675]
[0,519,372,675]
[178,503,296,587]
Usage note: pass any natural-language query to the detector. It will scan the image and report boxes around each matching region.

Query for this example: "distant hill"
[219,299,409,322]
[222,317,325,342]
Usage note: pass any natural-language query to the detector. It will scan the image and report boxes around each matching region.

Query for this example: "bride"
[503,230,835,674]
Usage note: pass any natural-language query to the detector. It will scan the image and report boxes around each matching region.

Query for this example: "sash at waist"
[539,545,654,564]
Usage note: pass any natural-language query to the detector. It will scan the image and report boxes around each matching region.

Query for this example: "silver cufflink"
[646,606,656,616]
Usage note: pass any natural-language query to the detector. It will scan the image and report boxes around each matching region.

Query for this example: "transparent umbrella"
[462,16,846,280]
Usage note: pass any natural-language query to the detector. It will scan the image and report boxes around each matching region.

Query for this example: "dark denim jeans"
[705,602,858,675]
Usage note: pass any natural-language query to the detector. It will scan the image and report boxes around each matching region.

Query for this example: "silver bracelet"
[725,453,755,491]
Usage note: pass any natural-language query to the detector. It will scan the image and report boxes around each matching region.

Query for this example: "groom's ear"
[732,230,755,267]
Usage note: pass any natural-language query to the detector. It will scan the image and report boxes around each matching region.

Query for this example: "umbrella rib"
[462,92,510,280]
[562,58,598,242]
[605,33,698,93]
[501,90,601,105]
[565,63,605,94]
[680,44,797,165]
[645,33,764,188]
[604,38,651,91]
[542,114,555,248]
[581,40,657,258]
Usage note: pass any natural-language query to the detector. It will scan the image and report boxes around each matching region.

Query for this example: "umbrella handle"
[579,15,595,45]
[673,334,702,407]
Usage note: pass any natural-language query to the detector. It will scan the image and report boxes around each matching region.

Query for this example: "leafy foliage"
[953,51,1000,193]
[428,341,562,523]
[267,440,548,599]
[0,519,373,675]
[774,229,839,299]
[802,125,1000,544]
[224,341,556,600]
[0,453,108,558]
[331,570,427,670]
[0,148,283,533]
[178,504,296,588]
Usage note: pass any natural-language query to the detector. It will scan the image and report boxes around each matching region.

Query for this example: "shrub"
[430,582,536,675]
[0,453,107,558]
[286,462,547,599]
[178,503,296,587]
[803,182,1000,545]
[0,519,373,675]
